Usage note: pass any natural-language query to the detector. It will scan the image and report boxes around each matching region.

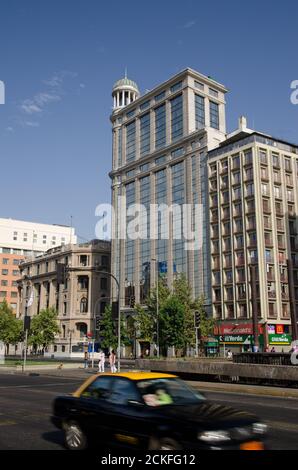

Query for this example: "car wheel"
[64,421,87,450]
[149,436,181,450]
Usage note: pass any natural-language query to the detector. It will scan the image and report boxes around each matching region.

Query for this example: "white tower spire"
[112,74,140,112]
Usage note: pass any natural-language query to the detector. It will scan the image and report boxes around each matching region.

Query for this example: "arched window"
[80,297,88,313]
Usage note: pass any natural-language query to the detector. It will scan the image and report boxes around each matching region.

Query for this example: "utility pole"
[151,258,159,358]
[287,259,298,341]
[250,264,259,351]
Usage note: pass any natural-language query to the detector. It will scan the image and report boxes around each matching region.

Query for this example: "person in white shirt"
[98,350,105,373]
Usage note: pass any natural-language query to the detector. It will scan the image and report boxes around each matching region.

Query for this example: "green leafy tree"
[160,295,185,354]
[100,305,130,350]
[28,307,60,352]
[134,304,155,343]
[0,300,23,353]
[172,275,197,351]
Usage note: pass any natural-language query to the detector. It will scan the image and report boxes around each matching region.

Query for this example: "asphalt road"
[0,373,297,450]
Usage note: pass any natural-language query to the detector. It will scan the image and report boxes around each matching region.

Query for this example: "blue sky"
[0,0,297,241]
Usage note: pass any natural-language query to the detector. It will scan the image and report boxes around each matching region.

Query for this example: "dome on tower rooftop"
[113,77,139,92]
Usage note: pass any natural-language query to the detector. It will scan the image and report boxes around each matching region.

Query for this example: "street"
[0,373,297,450]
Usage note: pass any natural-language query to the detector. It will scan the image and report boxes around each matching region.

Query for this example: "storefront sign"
[219,335,252,344]
[216,323,263,335]
[269,334,292,346]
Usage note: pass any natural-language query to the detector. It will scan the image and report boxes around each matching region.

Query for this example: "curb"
[188,381,298,399]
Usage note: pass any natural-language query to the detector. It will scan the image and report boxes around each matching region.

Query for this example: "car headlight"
[252,422,268,435]
[198,430,231,442]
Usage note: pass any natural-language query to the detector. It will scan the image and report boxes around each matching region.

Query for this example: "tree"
[28,307,60,352]
[0,300,23,353]
[172,275,197,351]
[160,295,185,354]
[100,305,130,351]
[134,304,155,343]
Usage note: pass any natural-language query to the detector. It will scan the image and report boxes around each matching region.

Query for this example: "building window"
[154,91,166,102]
[0,291,7,297]
[79,255,88,267]
[140,100,150,111]
[1,280,8,286]
[140,163,150,172]
[195,94,205,129]
[155,104,166,149]
[80,297,88,313]
[140,112,150,157]
[171,94,183,141]
[210,101,219,129]
[194,80,204,91]
[155,155,166,166]
[170,81,182,93]
[2,258,9,265]
[126,120,136,163]
[100,278,108,290]
[2,269,8,275]
[171,147,184,159]
[209,88,218,98]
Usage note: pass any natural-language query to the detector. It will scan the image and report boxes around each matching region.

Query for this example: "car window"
[137,378,206,407]
[108,378,141,405]
[81,376,113,400]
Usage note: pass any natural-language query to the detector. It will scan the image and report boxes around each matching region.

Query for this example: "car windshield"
[136,378,206,407]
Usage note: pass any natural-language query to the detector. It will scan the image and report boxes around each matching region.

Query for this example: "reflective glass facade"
[171,94,183,141]
[140,112,150,157]
[126,120,136,162]
[155,104,166,149]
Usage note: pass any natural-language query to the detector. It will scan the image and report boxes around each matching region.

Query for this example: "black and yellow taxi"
[51,372,267,450]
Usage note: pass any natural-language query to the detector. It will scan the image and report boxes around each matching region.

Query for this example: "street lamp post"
[151,258,159,358]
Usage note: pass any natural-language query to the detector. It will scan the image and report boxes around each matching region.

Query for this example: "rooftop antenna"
[125,67,127,79]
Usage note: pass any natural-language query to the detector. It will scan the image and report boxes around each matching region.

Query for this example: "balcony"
[247,223,256,231]
[236,259,245,267]
[278,242,286,250]
[235,243,244,250]
[280,274,288,283]
[248,240,257,248]
[211,215,219,223]
[267,273,275,282]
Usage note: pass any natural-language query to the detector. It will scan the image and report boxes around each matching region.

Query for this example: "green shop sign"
[268,334,292,346]
[219,335,253,344]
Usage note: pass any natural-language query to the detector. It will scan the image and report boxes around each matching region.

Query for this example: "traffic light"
[95,316,101,331]
[24,315,31,331]
[111,301,119,320]
[130,295,135,308]
[194,310,201,328]
[57,263,66,285]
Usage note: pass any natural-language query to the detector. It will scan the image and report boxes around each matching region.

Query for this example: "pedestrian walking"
[109,349,117,373]
[83,351,89,369]
[98,350,105,373]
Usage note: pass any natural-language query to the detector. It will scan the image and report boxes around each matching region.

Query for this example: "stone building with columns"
[17,240,111,356]
[109,68,228,318]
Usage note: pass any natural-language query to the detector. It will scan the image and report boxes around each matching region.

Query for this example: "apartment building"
[208,117,298,351]
[110,68,228,313]
[17,240,111,356]
[0,218,77,313]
